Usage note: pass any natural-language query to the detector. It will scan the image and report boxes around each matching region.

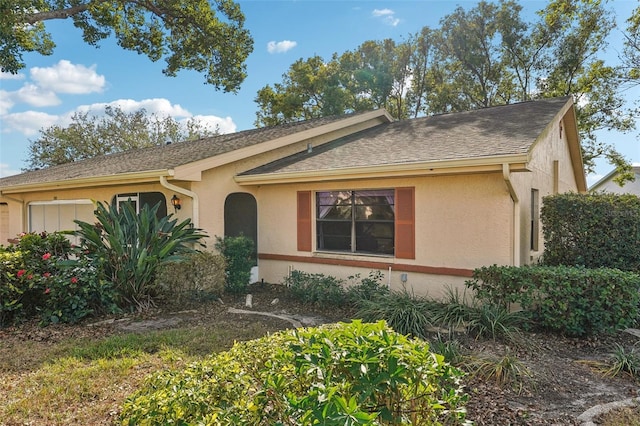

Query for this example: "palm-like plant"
[74,200,207,309]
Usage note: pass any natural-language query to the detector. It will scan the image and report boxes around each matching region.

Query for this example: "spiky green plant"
[74,200,207,309]
[355,288,436,339]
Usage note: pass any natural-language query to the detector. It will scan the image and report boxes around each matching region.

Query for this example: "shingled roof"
[0,110,374,189]
[239,96,576,179]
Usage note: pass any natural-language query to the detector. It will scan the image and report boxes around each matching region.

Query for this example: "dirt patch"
[2,282,639,425]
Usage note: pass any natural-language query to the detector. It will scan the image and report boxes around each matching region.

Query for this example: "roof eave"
[0,169,173,195]
[172,109,394,181]
[234,154,531,186]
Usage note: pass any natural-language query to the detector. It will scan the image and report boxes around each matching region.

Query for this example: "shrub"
[283,269,347,305]
[345,271,390,303]
[155,251,226,304]
[467,265,640,336]
[121,320,469,425]
[74,200,207,309]
[541,192,640,272]
[215,235,255,294]
[468,352,533,393]
[39,254,120,325]
[355,288,436,339]
[0,232,120,326]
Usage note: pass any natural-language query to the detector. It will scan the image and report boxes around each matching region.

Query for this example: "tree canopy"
[254,0,637,180]
[1,0,253,91]
[25,106,218,170]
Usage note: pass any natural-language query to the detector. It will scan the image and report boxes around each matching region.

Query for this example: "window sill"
[314,250,394,261]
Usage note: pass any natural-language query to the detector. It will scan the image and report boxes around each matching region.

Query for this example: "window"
[112,192,167,219]
[316,190,394,255]
[531,189,540,251]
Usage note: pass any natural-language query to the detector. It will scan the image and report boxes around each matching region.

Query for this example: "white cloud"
[0,163,21,178]
[372,8,400,27]
[0,71,25,81]
[76,98,192,118]
[30,60,105,94]
[1,98,236,140]
[13,83,60,107]
[0,90,14,115]
[188,115,236,134]
[1,110,60,136]
[267,40,297,54]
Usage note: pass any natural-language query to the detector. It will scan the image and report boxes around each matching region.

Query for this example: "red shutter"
[395,187,415,259]
[297,191,312,252]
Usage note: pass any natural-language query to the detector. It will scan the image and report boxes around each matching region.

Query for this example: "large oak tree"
[1,0,253,91]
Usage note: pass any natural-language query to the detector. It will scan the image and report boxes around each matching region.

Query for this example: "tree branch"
[24,4,91,24]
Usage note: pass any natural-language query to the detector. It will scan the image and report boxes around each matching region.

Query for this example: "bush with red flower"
[0,232,120,326]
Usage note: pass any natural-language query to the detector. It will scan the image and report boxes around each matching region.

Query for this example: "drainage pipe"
[502,164,520,267]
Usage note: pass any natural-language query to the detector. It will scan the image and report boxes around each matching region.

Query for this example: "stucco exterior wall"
[510,115,580,265]
[0,182,190,244]
[253,173,512,297]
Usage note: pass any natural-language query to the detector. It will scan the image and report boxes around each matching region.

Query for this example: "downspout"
[502,164,520,267]
[159,176,199,228]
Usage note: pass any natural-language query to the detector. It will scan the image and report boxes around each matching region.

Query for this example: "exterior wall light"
[171,194,182,211]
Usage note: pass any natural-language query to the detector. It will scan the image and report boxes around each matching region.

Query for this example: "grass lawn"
[0,322,277,425]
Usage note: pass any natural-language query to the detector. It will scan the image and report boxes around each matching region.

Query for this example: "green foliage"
[214,235,255,294]
[26,106,219,170]
[283,269,347,305]
[429,334,465,366]
[74,200,207,310]
[355,288,436,339]
[604,344,640,379]
[121,320,469,425]
[0,232,119,326]
[468,352,533,393]
[345,271,391,302]
[254,2,633,175]
[467,265,640,336]
[283,270,390,308]
[155,251,226,304]
[466,303,526,343]
[38,255,120,325]
[541,193,640,272]
[2,0,253,90]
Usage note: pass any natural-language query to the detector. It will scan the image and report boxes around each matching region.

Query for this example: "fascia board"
[234,155,530,185]
[0,169,172,194]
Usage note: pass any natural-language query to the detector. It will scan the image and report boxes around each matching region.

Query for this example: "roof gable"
[238,96,583,187]
[0,109,392,192]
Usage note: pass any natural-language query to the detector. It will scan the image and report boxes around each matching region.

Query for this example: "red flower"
[17,269,25,278]
[27,274,33,280]
[42,253,51,260]
[70,277,79,284]
[43,272,51,278]
[45,288,50,294]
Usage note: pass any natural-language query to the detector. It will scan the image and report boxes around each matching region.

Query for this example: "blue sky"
[0,0,638,186]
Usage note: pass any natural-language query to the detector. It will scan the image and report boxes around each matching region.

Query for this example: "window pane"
[356,222,394,254]
[317,221,351,251]
[317,191,352,220]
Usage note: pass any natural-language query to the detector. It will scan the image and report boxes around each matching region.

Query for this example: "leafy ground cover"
[1,283,639,425]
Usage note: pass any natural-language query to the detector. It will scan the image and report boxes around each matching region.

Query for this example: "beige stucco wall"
[0,182,193,244]
[510,115,581,265]
[253,173,513,297]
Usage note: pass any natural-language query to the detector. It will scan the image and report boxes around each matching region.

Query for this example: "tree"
[1,0,253,91]
[25,106,218,170]
[254,0,635,180]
